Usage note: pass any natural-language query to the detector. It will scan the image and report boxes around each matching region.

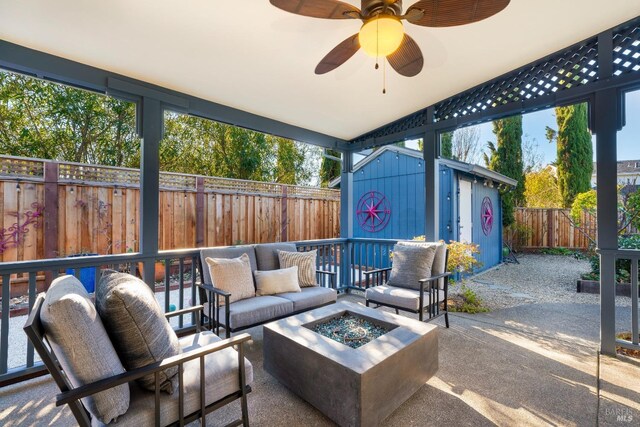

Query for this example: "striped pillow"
[278,250,317,287]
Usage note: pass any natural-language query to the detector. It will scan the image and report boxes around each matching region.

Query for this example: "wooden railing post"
[43,161,59,288]
[195,177,205,247]
[281,186,288,242]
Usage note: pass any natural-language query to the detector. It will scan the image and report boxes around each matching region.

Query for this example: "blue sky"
[475,90,640,165]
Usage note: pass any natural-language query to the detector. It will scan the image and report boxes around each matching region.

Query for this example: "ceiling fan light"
[359,16,404,58]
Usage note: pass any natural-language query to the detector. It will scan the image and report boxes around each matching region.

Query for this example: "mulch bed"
[617,332,640,359]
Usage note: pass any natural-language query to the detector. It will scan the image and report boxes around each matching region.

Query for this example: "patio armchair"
[23,275,252,426]
[365,241,451,327]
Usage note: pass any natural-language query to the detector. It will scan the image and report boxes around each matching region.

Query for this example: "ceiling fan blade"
[387,34,423,77]
[405,0,510,27]
[315,34,360,74]
[270,0,361,19]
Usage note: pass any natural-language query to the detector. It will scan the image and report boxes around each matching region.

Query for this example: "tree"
[522,136,543,173]
[550,103,593,207]
[440,132,453,159]
[320,150,342,187]
[450,127,482,164]
[485,115,525,226]
[524,167,562,208]
[0,71,139,166]
[1,70,316,185]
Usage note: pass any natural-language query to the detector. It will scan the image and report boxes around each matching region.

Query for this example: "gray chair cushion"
[216,296,293,329]
[200,245,258,287]
[387,244,437,290]
[92,331,254,427]
[254,243,297,271]
[41,275,129,425]
[365,285,446,311]
[275,286,337,312]
[96,270,181,394]
[398,241,447,289]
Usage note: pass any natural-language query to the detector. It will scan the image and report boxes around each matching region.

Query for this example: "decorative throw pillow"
[41,275,130,424]
[205,253,256,304]
[398,240,447,289]
[278,250,317,287]
[254,266,301,296]
[96,269,182,394]
[387,244,437,290]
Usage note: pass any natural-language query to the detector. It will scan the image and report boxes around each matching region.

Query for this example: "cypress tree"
[555,103,593,207]
[440,131,453,159]
[319,149,342,187]
[488,115,525,226]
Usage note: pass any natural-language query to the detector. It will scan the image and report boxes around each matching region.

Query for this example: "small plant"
[539,247,574,256]
[449,285,489,314]
[410,236,482,275]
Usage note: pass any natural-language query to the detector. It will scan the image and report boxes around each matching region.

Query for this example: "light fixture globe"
[358,16,404,58]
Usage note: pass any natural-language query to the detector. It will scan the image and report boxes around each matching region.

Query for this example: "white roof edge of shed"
[328,146,518,188]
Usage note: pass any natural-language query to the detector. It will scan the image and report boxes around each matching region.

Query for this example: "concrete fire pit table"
[263,301,438,427]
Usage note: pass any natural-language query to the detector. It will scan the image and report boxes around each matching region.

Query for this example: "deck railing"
[605,249,640,352]
[0,238,404,386]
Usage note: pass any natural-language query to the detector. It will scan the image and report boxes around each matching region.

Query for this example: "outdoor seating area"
[1,1,640,426]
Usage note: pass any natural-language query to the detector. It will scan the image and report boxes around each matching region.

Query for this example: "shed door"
[459,179,472,242]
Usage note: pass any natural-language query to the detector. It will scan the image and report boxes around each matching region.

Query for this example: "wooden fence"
[509,207,597,250]
[0,156,341,265]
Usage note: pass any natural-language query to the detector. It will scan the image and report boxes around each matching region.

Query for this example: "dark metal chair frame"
[364,250,452,328]
[23,295,252,427]
[197,255,337,338]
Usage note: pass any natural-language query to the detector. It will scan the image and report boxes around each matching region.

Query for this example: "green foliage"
[570,190,596,225]
[539,247,575,256]
[440,132,453,159]
[412,236,482,274]
[449,285,489,313]
[0,71,139,166]
[554,103,593,208]
[524,168,563,208]
[0,70,315,185]
[486,116,525,226]
[320,149,342,188]
[583,235,640,282]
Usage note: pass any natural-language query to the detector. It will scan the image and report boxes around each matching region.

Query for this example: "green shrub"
[450,285,489,314]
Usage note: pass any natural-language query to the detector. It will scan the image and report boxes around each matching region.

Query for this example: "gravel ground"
[462,253,633,310]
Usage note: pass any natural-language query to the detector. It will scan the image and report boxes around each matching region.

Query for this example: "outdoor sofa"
[198,242,338,338]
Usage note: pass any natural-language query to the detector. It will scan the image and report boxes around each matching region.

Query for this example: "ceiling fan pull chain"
[383,59,387,94]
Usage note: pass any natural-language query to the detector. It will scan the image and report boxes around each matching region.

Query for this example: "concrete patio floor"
[1,294,638,427]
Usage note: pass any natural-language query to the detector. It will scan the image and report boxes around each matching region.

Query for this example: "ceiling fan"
[270,0,510,77]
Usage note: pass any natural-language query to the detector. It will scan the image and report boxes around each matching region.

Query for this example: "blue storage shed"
[331,146,517,272]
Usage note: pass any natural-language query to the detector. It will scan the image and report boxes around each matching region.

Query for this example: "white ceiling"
[0,1,639,141]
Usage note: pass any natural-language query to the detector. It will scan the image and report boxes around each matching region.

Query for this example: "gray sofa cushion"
[254,242,297,271]
[96,270,181,394]
[387,244,436,290]
[398,241,447,289]
[217,296,293,329]
[276,286,337,312]
[200,245,258,287]
[365,285,446,311]
[41,275,129,425]
[92,331,254,427]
